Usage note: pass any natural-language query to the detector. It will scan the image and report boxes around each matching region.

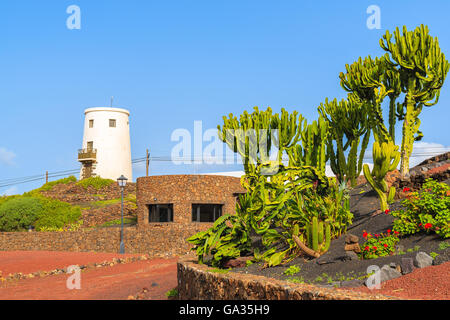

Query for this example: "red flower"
[375,234,379,238]
[419,223,422,227]
[384,209,390,214]
[424,223,432,230]
[383,244,388,248]
[403,187,411,192]
[365,246,370,251]
[372,246,377,250]
[387,229,391,234]
[394,231,399,235]
[363,232,368,238]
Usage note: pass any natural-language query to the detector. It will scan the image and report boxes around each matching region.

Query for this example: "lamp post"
[117,175,128,254]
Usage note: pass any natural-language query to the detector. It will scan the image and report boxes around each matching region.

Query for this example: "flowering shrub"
[390,179,450,238]
[359,230,400,259]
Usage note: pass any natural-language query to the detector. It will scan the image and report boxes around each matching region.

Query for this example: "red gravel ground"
[340,261,450,300]
[0,251,142,276]
[0,257,178,300]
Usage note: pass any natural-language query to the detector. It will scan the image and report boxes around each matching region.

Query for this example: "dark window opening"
[192,204,223,222]
[89,119,94,128]
[109,119,116,127]
[148,204,173,222]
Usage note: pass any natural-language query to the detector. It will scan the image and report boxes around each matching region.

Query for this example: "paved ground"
[0,251,177,300]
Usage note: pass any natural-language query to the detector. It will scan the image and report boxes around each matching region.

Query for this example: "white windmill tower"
[78,102,132,181]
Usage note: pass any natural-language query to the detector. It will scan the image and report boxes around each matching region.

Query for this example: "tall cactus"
[218,107,279,174]
[286,116,328,175]
[380,25,450,175]
[318,94,371,186]
[363,140,400,211]
[339,56,393,144]
[304,217,331,255]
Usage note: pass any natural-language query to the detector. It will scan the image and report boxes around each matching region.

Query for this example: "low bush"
[0,195,82,232]
[33,197,82,231]
[38,176,77,191]
[0,197,43,231]
[76,176,115,190]
[390,179,450,239]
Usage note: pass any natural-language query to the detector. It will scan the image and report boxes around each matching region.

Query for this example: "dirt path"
[339,261,450,300]
[0,257,178,300]
[0,251,142,276]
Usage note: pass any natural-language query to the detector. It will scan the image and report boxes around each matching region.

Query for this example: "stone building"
[136,175,245,227]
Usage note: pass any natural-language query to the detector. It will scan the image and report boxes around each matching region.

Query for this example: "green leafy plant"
[283,265,301,276]
[166,289,178,298]
[429,252,439,259]
[187,198,252,267]
[359,230,400,259]
[390,179,450,238]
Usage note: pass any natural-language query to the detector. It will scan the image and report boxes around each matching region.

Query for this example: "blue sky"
[1,0,449,194]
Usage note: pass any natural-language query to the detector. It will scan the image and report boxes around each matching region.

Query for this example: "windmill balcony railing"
[78,148,97,161]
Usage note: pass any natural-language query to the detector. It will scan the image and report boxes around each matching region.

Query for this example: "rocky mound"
[40,181,137,228]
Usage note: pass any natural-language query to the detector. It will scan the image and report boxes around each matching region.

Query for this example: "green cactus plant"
[363,140,400,211]
[302,217,331,255]
[286,116,328,175]
[318,94,371,186]
[380,25,449,175]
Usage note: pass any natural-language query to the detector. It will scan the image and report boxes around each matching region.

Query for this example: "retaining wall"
[0,224,211,256]
[177,257,396,300]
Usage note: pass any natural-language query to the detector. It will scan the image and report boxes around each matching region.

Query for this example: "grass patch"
[37,176,77,192]
[208,268,231,274]
[287,276,305,284]
[97,217,137,227]
[76,177,115,190]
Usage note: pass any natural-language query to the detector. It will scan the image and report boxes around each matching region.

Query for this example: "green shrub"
[0,197,44,231]
[34,197,82,231]
[38,176,77,191]
[76,177,115,190]
[391,179,450,238]
[0,195,82,232]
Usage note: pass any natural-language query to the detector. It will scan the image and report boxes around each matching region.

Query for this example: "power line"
[1,148,448,190]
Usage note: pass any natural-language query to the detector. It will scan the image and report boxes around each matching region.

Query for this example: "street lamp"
[117,175,128,254]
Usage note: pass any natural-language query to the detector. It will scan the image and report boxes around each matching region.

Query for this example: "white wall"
[80,107,132,181]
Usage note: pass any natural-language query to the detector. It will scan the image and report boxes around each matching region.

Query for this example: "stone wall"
[0,224,211,256]
[136,175,245,226]
[177,257,396,300]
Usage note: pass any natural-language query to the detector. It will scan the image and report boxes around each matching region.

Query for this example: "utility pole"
[146,149,149,177]
[45,171,48,184]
